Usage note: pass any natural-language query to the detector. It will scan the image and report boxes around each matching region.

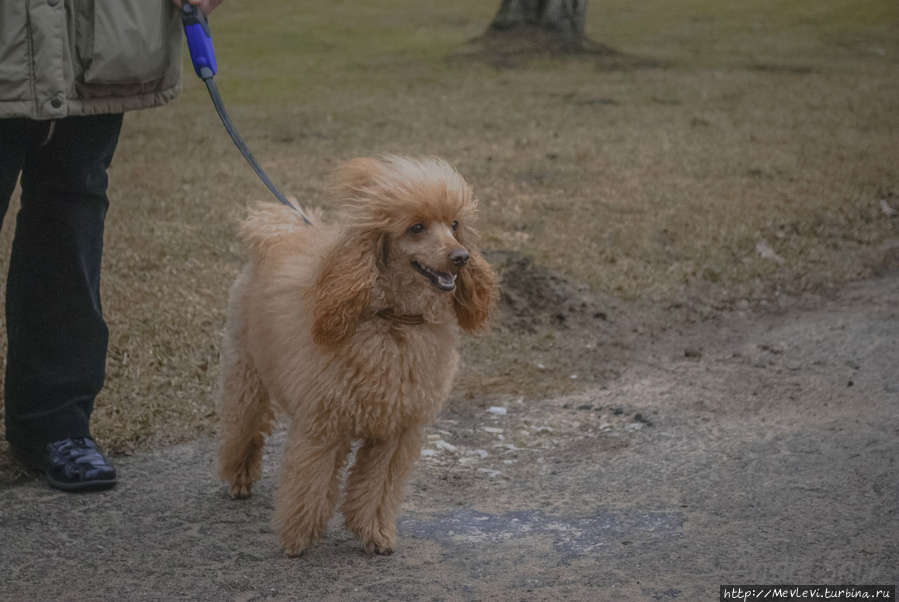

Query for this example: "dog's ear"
[312,229,384,346]
[329,158,383,204]
[453,249,498,333]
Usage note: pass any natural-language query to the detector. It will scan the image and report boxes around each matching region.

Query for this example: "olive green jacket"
[0,0,183,120]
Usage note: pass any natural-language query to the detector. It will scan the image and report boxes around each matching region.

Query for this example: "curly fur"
[217,156,498,556]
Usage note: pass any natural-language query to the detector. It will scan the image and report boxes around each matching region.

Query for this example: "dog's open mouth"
[411,261,457,291]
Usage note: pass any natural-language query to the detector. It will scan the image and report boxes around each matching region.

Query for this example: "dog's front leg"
[274,428,351,557]
[341,425,427,555]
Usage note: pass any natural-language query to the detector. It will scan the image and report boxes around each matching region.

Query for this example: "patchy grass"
[1,0,897,474]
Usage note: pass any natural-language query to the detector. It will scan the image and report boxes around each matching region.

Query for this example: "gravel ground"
[1,272,897,601]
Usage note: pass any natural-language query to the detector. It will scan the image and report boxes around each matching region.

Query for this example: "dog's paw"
[363,540,394,556]
[228,482,253,499]
[281,544,308,558]
[280,535,316,558]
[352,524,396,556]
[219,459,260,499]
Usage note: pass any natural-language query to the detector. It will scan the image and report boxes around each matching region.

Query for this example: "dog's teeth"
[436,272,456,290]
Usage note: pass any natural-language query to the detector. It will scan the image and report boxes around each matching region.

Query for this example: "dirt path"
[1,272,897,601]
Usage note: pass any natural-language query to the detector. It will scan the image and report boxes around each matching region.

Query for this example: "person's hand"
[171,0,222,16]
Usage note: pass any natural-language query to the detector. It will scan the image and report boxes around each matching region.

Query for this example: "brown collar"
[376,309,426,326]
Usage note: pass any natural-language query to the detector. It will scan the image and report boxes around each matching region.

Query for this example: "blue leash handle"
[182,4,217,80]
[180,3,311,224]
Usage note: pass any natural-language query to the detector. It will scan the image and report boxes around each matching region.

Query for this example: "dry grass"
[1,0,897,470]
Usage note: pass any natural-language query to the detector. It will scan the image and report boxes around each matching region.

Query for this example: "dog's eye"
[409,223,426,235]
[451,221,459,231]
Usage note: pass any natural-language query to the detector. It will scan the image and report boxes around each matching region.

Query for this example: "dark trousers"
[0,114,123,450]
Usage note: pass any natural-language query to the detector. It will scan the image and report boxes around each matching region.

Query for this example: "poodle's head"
[312,156,498,346]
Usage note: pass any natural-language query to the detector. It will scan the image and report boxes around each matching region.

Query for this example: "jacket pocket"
[81,0,180,85]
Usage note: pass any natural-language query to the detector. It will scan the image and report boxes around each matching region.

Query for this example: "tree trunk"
[488,0,588,53]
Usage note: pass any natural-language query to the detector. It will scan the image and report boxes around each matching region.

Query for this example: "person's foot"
[11,438,117,492]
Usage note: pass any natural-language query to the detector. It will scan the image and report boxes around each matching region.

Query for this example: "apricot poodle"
[217,156,498,556]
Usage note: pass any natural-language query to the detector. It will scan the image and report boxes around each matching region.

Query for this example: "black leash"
[181,4,312,225]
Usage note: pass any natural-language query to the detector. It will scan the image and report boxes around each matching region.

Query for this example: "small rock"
[435,440,457,452]
[684,347,703,359]
[477,469,502,479]
[487,406,507,416]
[756,240,786,263]
[760,343,786,354]
[634,413,653,426]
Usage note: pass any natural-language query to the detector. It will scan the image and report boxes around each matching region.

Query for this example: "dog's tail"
[239,199,320,260]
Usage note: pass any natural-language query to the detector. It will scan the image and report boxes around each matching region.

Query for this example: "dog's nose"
[450,248,469,267]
